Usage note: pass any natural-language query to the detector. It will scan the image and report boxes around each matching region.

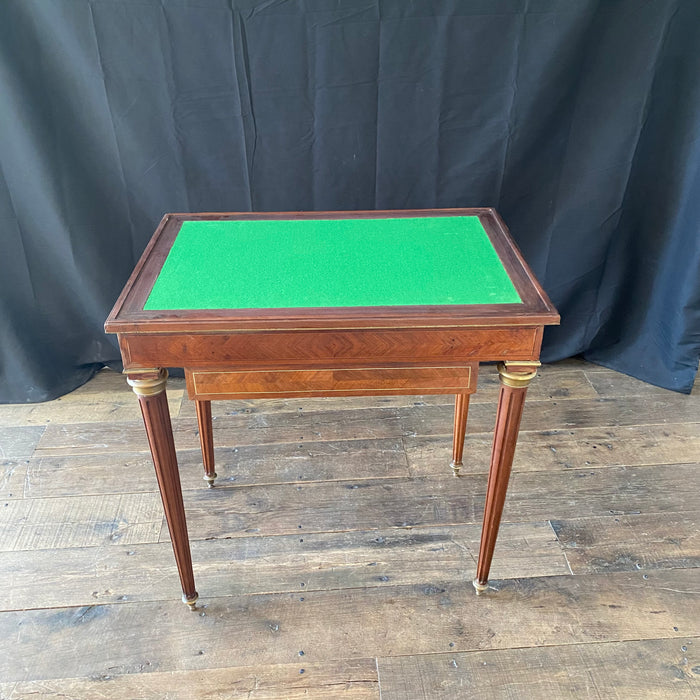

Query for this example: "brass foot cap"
[182,593,199,610]
[472,579,489,595]
[449,460,462,477]
[204,473,217,488]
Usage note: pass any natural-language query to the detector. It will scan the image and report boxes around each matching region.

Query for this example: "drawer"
[186,364,476,400]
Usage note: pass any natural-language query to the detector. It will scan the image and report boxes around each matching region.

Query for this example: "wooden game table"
[105,208,559,608]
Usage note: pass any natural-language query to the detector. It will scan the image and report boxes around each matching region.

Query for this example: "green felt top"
[143,216,522,310]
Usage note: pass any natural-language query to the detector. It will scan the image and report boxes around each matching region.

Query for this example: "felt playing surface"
[143,216,522,310]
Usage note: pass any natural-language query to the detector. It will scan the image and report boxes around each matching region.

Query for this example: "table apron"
[119,326,543,370]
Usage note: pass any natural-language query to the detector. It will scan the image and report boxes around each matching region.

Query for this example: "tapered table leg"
[195,400,217,487]
[450,393,470,476]
[127,369,198,609]
[474,361,540,594]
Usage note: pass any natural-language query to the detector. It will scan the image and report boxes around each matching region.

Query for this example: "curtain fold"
[1,0,698,402]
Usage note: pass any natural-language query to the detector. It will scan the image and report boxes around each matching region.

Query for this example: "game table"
[105,208,559,608]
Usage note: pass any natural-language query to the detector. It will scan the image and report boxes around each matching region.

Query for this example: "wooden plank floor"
[0,359,698,699]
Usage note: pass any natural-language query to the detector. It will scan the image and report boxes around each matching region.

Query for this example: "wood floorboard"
[162,463,700,542]
[1,521,568,611]
[0,658,380,699]
[0,493,164,552]
[1,569,698,684]
[1,358,698,698]
[18,437,409,498]
[406,422,700,476]
[377,638,700,699]
[397,392,700,438]
[551,511,700,573]
[34,407,405,457]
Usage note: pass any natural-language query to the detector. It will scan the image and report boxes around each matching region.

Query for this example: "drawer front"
[186,364,476,400]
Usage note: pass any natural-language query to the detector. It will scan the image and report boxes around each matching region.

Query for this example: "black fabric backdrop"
[1,0,699,403]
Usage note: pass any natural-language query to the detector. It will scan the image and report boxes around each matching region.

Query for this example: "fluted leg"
[127,369,198,609]
[474,361,539,594]
[450,393,470,476]
[195,400,217,487]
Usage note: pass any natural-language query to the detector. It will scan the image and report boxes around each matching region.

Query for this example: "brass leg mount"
[496,361,540,388]
[126,367,169,396]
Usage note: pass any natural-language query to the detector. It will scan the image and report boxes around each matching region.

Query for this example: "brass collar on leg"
[497,361,540,388]
[126,368,169,396]
[182,592,198,610]
[473,578,489,595]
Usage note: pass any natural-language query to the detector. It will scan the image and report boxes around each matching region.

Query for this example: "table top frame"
[105,208,559,335]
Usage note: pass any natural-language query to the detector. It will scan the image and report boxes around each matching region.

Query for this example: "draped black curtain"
[1,0,698,402]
